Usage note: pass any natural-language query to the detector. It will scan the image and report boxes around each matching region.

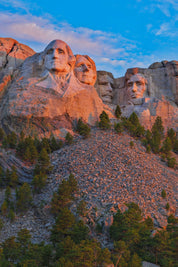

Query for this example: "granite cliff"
[0,38,177,136]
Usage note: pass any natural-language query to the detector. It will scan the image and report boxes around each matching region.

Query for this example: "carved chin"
[80,77,94,85]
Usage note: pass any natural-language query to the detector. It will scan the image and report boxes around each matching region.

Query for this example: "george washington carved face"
[44,40,75,74]
[126,74,147,99]
[74,55,97,85]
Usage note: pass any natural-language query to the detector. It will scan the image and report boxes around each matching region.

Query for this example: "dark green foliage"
[173,139,178,154]
[41,138,51,154]
[5,186,11,203]
[7,132,17,149]
[0,218,3,230]
[161,189,167,198]
[114,122,123,134]
[20,131,25,141]
[129,112,140,126]
[16,183,32,212]
[122,113,145,137]
[115,105,122,118]
[167,128,176,146]
[166,202,170,210]
[152,116,164,137]
[0,128,5,141]
[32,172,47,193]
[65,132,73,144]
[99,111,111,129]
[51,174,78,215]
[76,200,88,217]
[51,207,76,242]
[161,137,172,155]
[16,136,38,163]
[130,141,134,148]
[9,166,19,188]
[76,118,91,138]
[50,136,63,152]
[110,203,178,266]
[34,148,53,175]
[1,200,8,216]
[146,144,151,153]
[0,166,5,187]
[167,156,176,168]
[71,220,89,244]
[150,129,161,153]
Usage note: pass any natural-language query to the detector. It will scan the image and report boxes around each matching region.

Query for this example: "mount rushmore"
[0,37,177,137]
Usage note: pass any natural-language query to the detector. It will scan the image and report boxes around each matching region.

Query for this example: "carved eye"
[46,49,53,55]
[136,82,143,86]
[87,65,92,69]
[58,49,64,54]
[127,82,133,87]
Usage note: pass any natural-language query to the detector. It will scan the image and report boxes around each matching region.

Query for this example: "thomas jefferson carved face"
[126,74,147,99]
[74,55,97,85]
[44,40,75,74]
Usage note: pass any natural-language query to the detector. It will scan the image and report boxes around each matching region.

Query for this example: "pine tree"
[76,118,91,138]
[34,148,52,175]
[9,166,19,188]
[115,105,122,118]
[0,128,5,141]
[114,123,123,134]
[65,132,73,145]
[167,128,176,146]
[129,112,139,127]
[161,137,172,155]
[152,116,164,137]
[16,183,32,212]
[99,111,111,129]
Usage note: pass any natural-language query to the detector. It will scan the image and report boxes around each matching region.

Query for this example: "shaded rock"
[0,40,113,137]
[0,37,35,98]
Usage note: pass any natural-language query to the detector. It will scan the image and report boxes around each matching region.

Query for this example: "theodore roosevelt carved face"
[44,40,75,74]
[74,55,97,85]
[126,74,147,99]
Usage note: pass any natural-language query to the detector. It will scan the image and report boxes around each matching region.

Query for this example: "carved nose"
[132,84,137,92]
[52,50,58,59]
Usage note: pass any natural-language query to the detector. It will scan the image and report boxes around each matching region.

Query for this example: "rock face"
[0,38,35,97]
[95,62,178,130]
[0,37,177,134]
[0,39,112,137]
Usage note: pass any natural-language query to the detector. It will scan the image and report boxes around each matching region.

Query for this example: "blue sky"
[0,0,177,77]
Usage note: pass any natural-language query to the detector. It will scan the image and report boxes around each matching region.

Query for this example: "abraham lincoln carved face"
[126,74,147,99]
[44,40,75,74]
[74,55,97,86]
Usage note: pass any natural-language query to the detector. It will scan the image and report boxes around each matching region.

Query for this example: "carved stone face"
[44,40,73,74]
[74,55,96,85]
[100,79,113,103]
[126,74,146,99]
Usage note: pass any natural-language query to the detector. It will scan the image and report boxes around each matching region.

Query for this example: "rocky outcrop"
[0,38,35,98]
[0,39,112,137]
[95,61,178,131]
[0,149,34,182]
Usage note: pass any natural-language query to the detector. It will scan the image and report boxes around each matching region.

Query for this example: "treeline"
[98,106,177,168]
[110,203,178,267]
[0,175,113,267]
[0,175,177,266]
